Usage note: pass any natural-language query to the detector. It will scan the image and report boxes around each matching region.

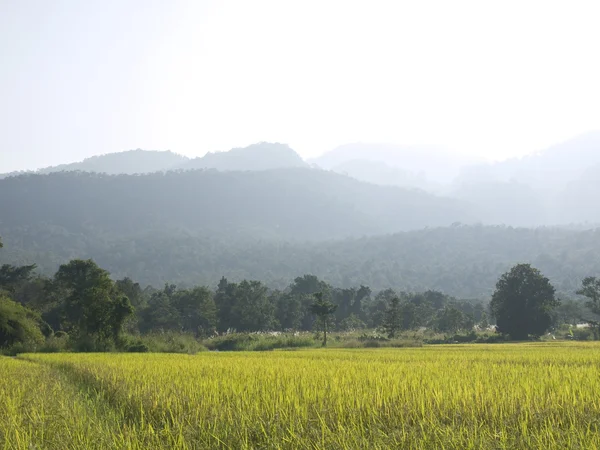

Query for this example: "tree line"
[1,235,600,351]
[2,224,600,300]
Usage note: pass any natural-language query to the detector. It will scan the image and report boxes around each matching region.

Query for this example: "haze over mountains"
[1,133,599,296]
[3,132,600,228]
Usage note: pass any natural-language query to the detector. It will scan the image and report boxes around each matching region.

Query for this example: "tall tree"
[139,288,181,333]
[0,264,37,293]
[576,276,600,340]
[275,292,302,330]
[490,264,559,340]
[215,277,236,332]
[381,296,402,338]
[54,259,133,347]
[310,292,337,346]
[175,286,217,336]
[435,306,468,334]
[231,280,274,332]
[115,277,145,308]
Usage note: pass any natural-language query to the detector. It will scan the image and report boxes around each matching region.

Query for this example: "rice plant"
[2,342,600,449]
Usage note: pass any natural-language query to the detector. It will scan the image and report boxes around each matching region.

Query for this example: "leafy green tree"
[332,288,357,323]
[54,259,133,347]
[490,264,559,340]
[577,277,600,340]
[115,277,145,308]
[275,292,303,330]
[310,292,337,346]
[381,297,403,338]
[139,289,182,333]
[553,299,585,327]
[175,286,217,336]
[435,306,467,334]
[290,275,329,296]
[353,285,371,322]
[215,277,236,332]
[0,264,37,293]
[367,289,397,328]
[339,313,365,331]
[0,295,45,349]
[399,301,419,331]
[231,280,275,332]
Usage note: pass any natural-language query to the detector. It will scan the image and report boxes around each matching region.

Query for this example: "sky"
[1,0,599,172]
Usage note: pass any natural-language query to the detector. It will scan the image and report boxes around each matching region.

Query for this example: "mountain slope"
[452,131,600,225]
[458,131,600,187]
[312,143,481,184]
[1,225,598,298]
[0,168,476,241]
[180,142,307,171]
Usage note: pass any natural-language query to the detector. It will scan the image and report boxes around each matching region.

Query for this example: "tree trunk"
[323,319,328,347]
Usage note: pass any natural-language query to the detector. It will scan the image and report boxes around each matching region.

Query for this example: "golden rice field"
[2,343,600,449]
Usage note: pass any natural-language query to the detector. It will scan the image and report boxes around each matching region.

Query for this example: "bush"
[127,341,150,353]
[0,296,45,350]
[72,335,115,352]
[39,333,70,353]
[1,341,39,356]
[387,339,422,348]
[204,333,316,351]
[571,327,594,341]
[362,339,382,348]
[452,331,478,343]
[128,332,207,354]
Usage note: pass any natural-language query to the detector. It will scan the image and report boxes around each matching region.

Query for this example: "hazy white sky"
[1,0,599,172]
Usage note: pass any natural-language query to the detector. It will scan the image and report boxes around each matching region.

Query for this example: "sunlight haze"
[1,0,599,172]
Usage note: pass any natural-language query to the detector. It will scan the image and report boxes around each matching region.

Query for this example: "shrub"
[39,334,70,353]
[130,332,207,354]
[204,333,315,351]
[0,295,45,351]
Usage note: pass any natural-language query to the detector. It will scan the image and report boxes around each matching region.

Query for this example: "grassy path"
[0,356,169,449]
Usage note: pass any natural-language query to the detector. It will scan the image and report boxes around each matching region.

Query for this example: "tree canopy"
[490,264,559,340]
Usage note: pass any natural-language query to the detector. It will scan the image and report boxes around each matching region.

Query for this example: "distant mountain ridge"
[179,142,307,171]
[3,133,600,227]
[452,131,600,226]
[458,131,600,188]
[0,149,188,179]
[0,143,307,178]
[0,168,476,241]
[310,143,483,184]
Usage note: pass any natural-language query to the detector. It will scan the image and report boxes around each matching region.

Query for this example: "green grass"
[3,342,600,449]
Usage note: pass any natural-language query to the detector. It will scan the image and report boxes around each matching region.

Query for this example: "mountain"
[327,159,443,192]
[311,143,482,184]
[0,143,305,179]
[559,163,600,224]
[0,168,476,242]
[458,131,600,189]
[452,132,600,226]
[37,149,188,175]
[179,142,307,171]
[0,149,188,179]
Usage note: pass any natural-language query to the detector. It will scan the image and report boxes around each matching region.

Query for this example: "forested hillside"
[0,169,474,240]
[1,223,598,298]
